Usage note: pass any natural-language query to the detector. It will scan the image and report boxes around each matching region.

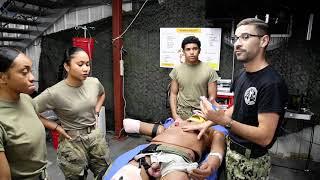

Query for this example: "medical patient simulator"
[103,116,228,180]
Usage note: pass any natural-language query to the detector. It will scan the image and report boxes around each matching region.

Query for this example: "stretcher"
[103,118,228,180]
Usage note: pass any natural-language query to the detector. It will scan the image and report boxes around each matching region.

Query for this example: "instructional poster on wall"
[160,28,221,70]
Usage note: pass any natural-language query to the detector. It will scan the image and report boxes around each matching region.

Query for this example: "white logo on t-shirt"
[244,87,257,105]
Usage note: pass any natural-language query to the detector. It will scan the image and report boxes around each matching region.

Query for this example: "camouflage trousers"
[57,129,111,180]
[226,140,271,180]
[177,106,197,120]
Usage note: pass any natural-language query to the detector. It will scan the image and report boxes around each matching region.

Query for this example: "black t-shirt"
[230,66,288,149]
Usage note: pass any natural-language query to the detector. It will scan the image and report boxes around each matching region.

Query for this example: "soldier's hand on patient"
[189,163,211,180]
[181,121,214,140]
[189,156,219,180]
[56,126,72,140]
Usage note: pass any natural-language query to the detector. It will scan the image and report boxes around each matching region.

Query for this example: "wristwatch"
[225,119,233,129]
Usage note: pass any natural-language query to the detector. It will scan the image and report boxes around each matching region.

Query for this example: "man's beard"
[237,58,250,63]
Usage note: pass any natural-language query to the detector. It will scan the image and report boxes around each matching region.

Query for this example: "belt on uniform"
[156,144,196,162]
[66,125,95,136]
[34,168,48,180]
[137,144,196,162]
[229,139,267,159]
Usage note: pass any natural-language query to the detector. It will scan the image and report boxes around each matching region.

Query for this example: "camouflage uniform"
[177,106,195,120]
[225,139,271,180]
[57,129,111,180]
[34,77,111,179]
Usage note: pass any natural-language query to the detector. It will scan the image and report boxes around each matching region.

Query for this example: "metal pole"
[112,0,124,138]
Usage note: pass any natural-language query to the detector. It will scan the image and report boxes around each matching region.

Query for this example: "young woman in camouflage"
[34,47,111,180]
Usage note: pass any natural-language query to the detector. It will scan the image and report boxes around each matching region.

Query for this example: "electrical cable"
[112,0,149,43]
[121,45,127,119]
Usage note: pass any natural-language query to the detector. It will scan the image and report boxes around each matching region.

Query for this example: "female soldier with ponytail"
[34,47,111,180]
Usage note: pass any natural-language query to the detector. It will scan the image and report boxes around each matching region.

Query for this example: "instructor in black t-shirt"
[183,18,288,179]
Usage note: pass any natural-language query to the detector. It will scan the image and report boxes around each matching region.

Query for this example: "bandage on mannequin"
[123,118,141,134]
[123,118,165,137]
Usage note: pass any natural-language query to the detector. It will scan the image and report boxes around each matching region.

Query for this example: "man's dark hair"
[181,36,201,49]
[237,18,269,36]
